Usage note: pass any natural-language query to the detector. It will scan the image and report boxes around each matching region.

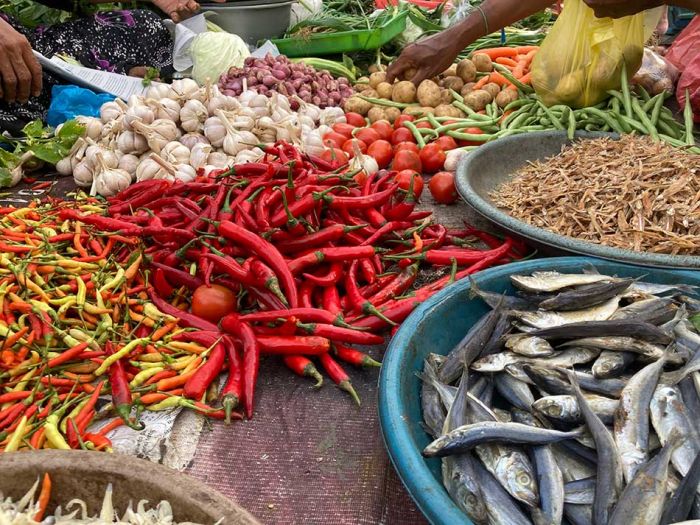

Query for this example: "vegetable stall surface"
[491,135,700,256]
[420,268,700,525]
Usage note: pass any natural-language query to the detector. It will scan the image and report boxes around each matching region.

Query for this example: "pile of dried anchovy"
[491,135,700,255]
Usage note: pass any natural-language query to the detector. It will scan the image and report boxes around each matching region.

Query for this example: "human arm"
[0,17,42,104]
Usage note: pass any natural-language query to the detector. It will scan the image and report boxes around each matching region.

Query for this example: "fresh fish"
[472,352,520,373]
[533,394,618,425]
[563,336,669,361]
[505,334,555,357]
[417,360,457,413]
[660,448,700,525]
[480,311,514,356]
[679,376,700,435]
[492,408,512,422]
[651,386,700,477]
[473,347,600,374]
[442,455,489,525]
[439,303,503,383]
[511,271,614,293]
[675,320,700,353]
[421,358,446,437]
[564,504,593,525]
[494,373,534,411]
[662,342,700,385]
[557,439,599,466]
[469,276,538,311]
[523,365,626,397]
[609,439,677,525]
[511,409,565,525]
[513,297,621,329]
[611,297,678,325]
[677,294,700,314]
[592,351,636,379]
[471,456,535,525]
[614,354,667,483]
[564,477,595,505]
[626,281,699,296]
[567,371,623,525]
[552,443,596,482]
[468,376,491,403]
[530,320,673,344]
[423,422,582,458]
[539,279,634,311]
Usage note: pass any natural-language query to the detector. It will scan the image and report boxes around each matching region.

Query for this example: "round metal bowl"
[0,450,260,524]
[200,1,293,45]
[455,130,700,269]
[378,257,700,525]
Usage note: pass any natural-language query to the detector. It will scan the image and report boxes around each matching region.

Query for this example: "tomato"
[345,112,366,127]
[457,127,486,147]
[434,136,458,151]
[394,170,424,199]
[415,121,433,130]
[354,127,381,146]
[367,140,393,169]
[332,123,357,139]
[391,128,415,145]
[429,171,458,204]
[394,142,420,155]
[394,114,415,130]
[323,132,348,150]
[191,284,236,322]
[320,148,348,166]
[370,120,394,141]
[419,143,446,174]
[341,138,367,158]
[392,149,422,173]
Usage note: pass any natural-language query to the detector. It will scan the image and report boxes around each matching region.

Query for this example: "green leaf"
[690,313,700,333]
[21,120,47,139]
[0,148,19,169]
[0,167,13,188]
[30,142,64,165]
[57,119,85,142]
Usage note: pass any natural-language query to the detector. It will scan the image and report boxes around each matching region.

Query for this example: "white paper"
[251,40,280,58]
[34,51,162,100]
[173,14,209,72]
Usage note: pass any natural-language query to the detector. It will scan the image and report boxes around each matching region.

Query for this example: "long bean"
[631,98,659,140]
[620,63,633,118]
[684,89,696,146]
[650,93,666,127]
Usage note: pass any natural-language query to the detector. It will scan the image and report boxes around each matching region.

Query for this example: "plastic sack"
[46,85,114,127]
[668,16,700,123]
[631,48,679,95]
[531,0,660,107]
[191,32,250,85]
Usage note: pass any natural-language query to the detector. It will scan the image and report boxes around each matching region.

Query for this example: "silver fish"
[469,276,538,311]
[564,504,593,525]
[650,386,700,477]
[523,365,626,398]
[474,347,600,374]
[531,320,672,344]
[421,358,446,437]
[660,446,700,525]
[423,421,582,458]
[608,439,677,525]
[494,373,534,411]
[539,279,634,311]
[511,271,614,293]
[533,394,618,425]
[626,281,699,296]
[675,320,700,353]
[563,336,669,361]
[552,444,596,483]
[417,360,457,413]
[567,371,623,525]
[614,354,667,483]
[611,297,678,325]
[564,477,595,505]
[678,375,700,436]
[471,457,535,525]
[592,351,636,379]
[472,352,520,373]
[505,334,555,357]
[513,297,621,329]
[480,312,514,356]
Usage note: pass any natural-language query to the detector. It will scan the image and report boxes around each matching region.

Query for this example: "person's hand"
[583,0,663,18]
[0,18,41,104]
[386,31,461,85]
[152,0,204,22]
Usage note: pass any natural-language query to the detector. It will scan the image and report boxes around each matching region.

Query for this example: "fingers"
[22,46,42,98]
[410,66,433,86]
[12,57,32,103]
[0,60,18,103]
[386,57,410,84]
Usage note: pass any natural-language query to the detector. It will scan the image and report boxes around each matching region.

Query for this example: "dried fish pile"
[420,269,700,525]
[491,136,700,255]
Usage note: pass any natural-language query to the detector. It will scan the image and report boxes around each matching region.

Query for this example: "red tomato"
[394,142,420,155]
[457,127,486,147]
[434,136,458,151]
[323,131,348,150]
[394,170,424,199]
[392,149,422,173]
[391,128,415,145]
[367,140,393,169]
[345,112,366,127]
[429,171,458,204]
[332,123,356,139]
[419,143,446,174]
[354,127,381,145]
[341,138,367,158]
[191,284,236,322]
[415,121,432,130]
[370,120,394,141]
[320,148,349,166]
[394,114,415,130]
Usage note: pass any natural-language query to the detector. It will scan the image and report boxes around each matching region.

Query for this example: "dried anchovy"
[491,135,700,255]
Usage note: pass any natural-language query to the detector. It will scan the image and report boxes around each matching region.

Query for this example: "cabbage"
[191,32,250,85]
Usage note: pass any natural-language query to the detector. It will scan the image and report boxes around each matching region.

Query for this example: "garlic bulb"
[173,164,197,183]
[116,131,148,155]
[56,157,73,175]
[302,129,324,156]
[319,107,346,126]
[203,117,226,148]
[168,78,200,101]
[235,148,263,164]
[85,145,118,170]
[124,103,155,130]
[208,94,240,114]
[73,160,93,187]
[238,90,258,107]
[76,116,103,140]
[190,143,212,169]
[201,165,222,177]
[132,120,179,153]
[94,168,131,197]
[161,141,191,164]
[146,83,170,100]
[100,117,124,140]
[118,154,140,180]
[152,98,181,124]
[350,142,378,176]
[207,151,229,168]
[136,156,169,182]
[180,99,208,133]
[444,149,468,172]
[100,100,125,123]
[180,132,209,149]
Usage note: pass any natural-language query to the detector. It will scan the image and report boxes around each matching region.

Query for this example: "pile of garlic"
[58,78,346,197]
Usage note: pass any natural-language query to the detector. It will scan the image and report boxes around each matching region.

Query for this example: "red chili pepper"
[283,355,323,388]
[220,336,243,424]
[333,343,381,367]
[344,261,396,327]
[268,194,318,228]
[274,224,366,254]
[318,184,397,210]
[202,252,257,287]
[367,264,419,306]
[296,322,384,345]
[0,391,32,404]
[109,179,168,203]
[302,262,344,287]
[322,285,342,316]
[153,268,175,297]
[250,260,288,306]
[150,262,203,290]
[358,258,377,285]
[148,288,218,331]
[288,246,376,274]
[184,342,226,400]
[318,352,360,406]
[220,315,260,419]
[299,281,315,309]
[106,341,143,430]
[252,335,330,355]
[239,307,348,328]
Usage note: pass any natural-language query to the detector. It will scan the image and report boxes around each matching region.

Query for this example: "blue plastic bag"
[47,85,114,127]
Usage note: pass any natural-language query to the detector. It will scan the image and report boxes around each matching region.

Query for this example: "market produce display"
[420,268,700,525]
[492,135,700,255]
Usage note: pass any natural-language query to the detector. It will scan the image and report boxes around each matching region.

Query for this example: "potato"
[472,54,493,73]
[460,83,476,97]
[361,88,379,98]
[554,71,584,102]
[442,64,458,77]
[464,90,493,111]
[401,68,418,81]
[442,76,464,92]
[392,81,417,103]
[496,88,519,108]
[383,107,402,124]
[482,82,501,99]
[355,76,370,90]
[440,89,454,105]
[417,79,441,107]
[369,71,388,89]
[376,82,394,99]
[434,104,461,118]
[402,105,421,116]
[368,64,387,74]
[368,107,388,123]
[344,96,372,116]
[456,59,477,83]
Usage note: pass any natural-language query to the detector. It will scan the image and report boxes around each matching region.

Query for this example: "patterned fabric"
[0,9,173,134]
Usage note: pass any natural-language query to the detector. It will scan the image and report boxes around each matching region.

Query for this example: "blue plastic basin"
[378,257,700,525]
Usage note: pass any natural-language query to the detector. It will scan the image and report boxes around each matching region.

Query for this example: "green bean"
[502,98,534,113]
[449,89,463,103]
[452,101,494,121]
[636,85,651,103]
[659,134,700,153]
[649,93,666,127]
[358,95,410,108]
[618,115,648,134]
[609,98,632,133]
[631,98,659,140]
[506,112,530,130]
[426,113,442,129]
[567,108,577,139]
[642,93,660,114]
[524,115,540,126]
[491,64,534,93]
[537,101,564,131]
[620,63,633,118]
[435,120,497,134]
[657,119,680,140]
[446,130,495,142]
[684,89,695,146]
[580,107,624,134]
[403,121,426,148]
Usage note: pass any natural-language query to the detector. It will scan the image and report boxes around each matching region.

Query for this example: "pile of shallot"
[59,78,346,196]
[219,55,354,109]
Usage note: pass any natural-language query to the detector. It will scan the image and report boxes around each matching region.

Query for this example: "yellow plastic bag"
[531,1,661,108]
